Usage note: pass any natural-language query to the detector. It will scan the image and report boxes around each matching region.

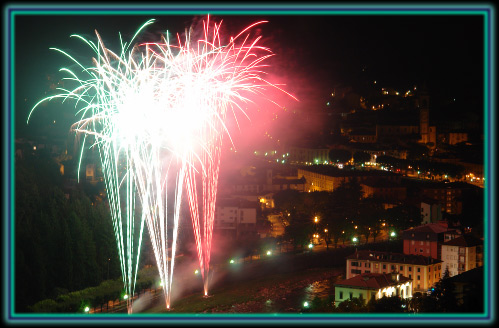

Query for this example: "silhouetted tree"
[329,149,352,163]
[353,151,371,164]
[431,267,458,312]
[367,296,406,312]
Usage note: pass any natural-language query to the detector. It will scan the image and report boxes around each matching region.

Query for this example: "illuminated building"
[345,250,442,293]
[402,222,460,259]
[335,272,413,305]
[297,166,401,192]
[213,198,258,240]
[360,180,407,201]
[441,234,483,277]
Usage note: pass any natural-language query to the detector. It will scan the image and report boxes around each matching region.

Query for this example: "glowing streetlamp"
[84,306,90,313]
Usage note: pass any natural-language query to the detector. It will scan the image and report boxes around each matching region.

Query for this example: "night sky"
[14,11,484,147]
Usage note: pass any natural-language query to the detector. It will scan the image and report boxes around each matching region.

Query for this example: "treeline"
[15,150,120,312]
[29,266,158,313]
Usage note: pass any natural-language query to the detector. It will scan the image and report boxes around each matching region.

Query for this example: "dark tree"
[329,149,352,164]
[353,151,371,164]
[335,297,367,312]
[284,211,314,250]
[367,296,406,312]
[430,267,458,312]
[15,151,121,312]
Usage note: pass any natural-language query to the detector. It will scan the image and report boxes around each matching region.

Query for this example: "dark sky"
[14,12,484,143]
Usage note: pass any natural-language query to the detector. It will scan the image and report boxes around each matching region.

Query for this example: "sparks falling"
[148,16,297,299]
[28,16,296,312]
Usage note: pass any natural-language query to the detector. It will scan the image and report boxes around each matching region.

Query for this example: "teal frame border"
[3,3,495,326]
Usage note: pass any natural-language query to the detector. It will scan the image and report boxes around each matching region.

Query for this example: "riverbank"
[146,266,343,313]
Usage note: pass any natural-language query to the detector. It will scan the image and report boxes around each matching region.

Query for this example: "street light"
[84,306,90,313]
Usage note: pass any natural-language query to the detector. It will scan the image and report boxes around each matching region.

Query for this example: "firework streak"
[28,16,295,312]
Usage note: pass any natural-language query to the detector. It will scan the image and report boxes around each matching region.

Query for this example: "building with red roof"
[335,272,413,305]
[441,234,483,277]
[402,222,460,259]
[345,250,442,293]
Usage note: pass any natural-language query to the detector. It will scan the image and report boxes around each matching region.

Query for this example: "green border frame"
[4,3,495,326]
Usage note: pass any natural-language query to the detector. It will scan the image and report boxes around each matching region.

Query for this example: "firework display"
[28,16,294,312]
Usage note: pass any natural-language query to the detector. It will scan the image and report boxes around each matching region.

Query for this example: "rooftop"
[403,222,452,234]
[298,165,399,178]
[216,198,259,209]
[360,180,405,188]
[335,273,411,290]
[442,233,483,247]
[346,250,443,266]
[273,177,306,185]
